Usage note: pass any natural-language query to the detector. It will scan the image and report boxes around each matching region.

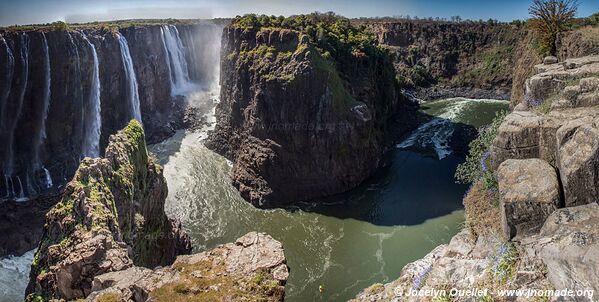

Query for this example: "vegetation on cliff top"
[529,0,579,56]
[0,18,223,33]
[231,12,388,67]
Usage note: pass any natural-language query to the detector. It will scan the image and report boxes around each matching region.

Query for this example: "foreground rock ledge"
[87,232,289,302]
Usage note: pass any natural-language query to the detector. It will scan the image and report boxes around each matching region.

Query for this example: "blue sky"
[1,0,598,26]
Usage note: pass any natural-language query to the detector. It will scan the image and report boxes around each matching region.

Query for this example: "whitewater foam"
[0,249,35,302]
[396,97,508,159]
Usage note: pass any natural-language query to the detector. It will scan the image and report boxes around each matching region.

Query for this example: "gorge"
[0,9,598,302]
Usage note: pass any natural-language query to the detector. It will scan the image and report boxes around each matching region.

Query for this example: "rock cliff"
[25,120,192,301]
[363,20,524,100]
[207,15,401,207]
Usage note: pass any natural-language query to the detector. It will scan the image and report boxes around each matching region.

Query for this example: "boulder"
[557,121,599,207]
[491,111,559,168]
[497,159,561,239]
[543,56,558,65]
[534,204,599,301]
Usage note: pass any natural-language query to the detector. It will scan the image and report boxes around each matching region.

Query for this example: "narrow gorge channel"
[148,95,508,301]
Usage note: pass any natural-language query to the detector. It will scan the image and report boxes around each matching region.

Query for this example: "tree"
[529,0,579,56]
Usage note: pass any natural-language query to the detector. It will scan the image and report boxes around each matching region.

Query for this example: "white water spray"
[81,32,102,158]
[15,176,25,201]
[117,33,142,123]
[162,25,192,95]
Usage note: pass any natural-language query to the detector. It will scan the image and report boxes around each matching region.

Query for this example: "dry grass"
[578,26,599,45]
[151,257,284,302]
[463,181,502,238]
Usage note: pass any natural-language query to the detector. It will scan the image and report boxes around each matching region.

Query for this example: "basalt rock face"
[207,23,400,207]
[0,21,222,205]
[364,21,524,99]
[25,120,191,301]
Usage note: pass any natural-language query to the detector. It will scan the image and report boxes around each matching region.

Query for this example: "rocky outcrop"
[497,159,561,239]
[522,204,599,298]
[207,18,400,207]
[492,55,599,208]
[86,232,288,302]
[25,120,191,301]
[353,204,599,302]
[0,21,223,205]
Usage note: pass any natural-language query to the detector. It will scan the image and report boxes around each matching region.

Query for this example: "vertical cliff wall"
[0,21,223,204]
[207,16,401,207]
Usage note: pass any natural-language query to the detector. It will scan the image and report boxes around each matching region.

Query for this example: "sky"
[1,0,598,26]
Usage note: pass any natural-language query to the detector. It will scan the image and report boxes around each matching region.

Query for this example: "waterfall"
[67,32,84,157]
[28,33,52,189]
[116,33,142,123]
[162,25,192,95]
[5,34,29,179]
[0,38,15,129]
[42,167,53,189]
[81,32,102,158]
[15,176,25,201]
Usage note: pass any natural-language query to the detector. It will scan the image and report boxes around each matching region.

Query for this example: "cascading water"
[116,33,142,123]
[81,32,102,158]
[31,33,53,189]
[43,168,53,188]
[3,34,29,199]
[0,37,15,129]
[161,25,192,95]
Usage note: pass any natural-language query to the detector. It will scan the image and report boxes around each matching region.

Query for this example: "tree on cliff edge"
[529,0,579,56]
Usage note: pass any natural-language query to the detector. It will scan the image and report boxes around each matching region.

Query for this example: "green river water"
[148,95,510,301]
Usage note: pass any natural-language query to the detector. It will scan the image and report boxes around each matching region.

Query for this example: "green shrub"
[455,111,507,189]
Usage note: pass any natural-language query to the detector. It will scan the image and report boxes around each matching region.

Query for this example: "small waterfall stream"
[162,25,192,95]
[5,34,29,178]
[117,33,142,123]
[31,33,53,189]
[0,37,15,128]
[81,32,102,158]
